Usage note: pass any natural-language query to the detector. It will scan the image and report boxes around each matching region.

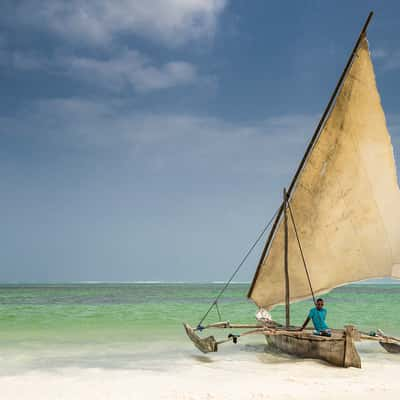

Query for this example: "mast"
[283,188,290,327]
[247,11,374,299]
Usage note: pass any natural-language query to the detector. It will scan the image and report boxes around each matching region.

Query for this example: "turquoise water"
[1,283,399,342]
[0,283,399,371]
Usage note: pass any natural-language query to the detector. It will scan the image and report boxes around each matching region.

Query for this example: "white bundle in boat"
[256,308,272,324]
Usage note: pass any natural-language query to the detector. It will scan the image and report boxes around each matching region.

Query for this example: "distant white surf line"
[0,281,251,285]
[1,279,398,285]
[79,281,252,285]
[77,281,252,284]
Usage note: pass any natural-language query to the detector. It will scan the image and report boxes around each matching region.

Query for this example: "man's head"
[316,298,324,310]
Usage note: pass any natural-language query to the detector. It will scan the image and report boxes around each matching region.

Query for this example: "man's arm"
[299,316,310,331]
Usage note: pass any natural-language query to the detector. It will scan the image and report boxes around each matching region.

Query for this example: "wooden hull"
[379,342,400,353]
[265,328,361,368]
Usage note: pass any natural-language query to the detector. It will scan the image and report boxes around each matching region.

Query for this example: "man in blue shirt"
[300,298,331,336]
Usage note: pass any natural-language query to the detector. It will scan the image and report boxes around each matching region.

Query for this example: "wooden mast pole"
[283,188,290,327]
[247,11,374,299]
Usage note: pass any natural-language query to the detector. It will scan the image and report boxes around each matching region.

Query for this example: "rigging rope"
[287,200,316,304]
[197,207,280,329]
[215,302,222,321]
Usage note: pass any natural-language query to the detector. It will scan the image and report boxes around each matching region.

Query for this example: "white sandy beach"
[1,341,399,400]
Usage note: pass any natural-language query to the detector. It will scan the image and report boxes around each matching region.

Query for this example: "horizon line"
[0,278,399,285]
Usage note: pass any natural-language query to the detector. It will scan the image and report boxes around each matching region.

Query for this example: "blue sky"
[1,1,399,282]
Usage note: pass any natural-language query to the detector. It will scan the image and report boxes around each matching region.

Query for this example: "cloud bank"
[2,49,198,92]
[6,0,227,46]
[1,0,227,93]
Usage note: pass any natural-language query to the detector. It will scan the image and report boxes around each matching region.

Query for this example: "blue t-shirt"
[308,307,328,332]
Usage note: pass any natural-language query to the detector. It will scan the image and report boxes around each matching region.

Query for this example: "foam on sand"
[1,343,399,400]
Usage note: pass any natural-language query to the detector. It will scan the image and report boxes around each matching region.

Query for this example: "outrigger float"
[184,12,400,368]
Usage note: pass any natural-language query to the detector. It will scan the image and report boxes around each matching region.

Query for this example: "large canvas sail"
[249,35,400,310]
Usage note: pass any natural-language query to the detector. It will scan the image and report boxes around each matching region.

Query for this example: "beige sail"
[249,35,400,310]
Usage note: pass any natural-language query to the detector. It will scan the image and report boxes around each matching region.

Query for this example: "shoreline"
[1,354,398,400]
[1,341,399,399]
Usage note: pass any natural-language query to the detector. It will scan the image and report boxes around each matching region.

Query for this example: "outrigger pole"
[184,321,400,355]
[247,11,374,299]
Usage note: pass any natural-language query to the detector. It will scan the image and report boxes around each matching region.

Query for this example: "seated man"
[300,298,331,336]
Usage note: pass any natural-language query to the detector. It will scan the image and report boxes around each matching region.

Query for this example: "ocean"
[0,282,399,375]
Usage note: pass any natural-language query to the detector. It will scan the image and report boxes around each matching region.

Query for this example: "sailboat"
[184,11,400,368]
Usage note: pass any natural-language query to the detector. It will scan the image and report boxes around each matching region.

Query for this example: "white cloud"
[2,49,198,92]
[9,0,227,46]
[0,34,49,70]
[371,48,387,59]
[371,47,400,71]
[11,51,49,70]
[65,50,197,92]
[5,98,399,183]
[0,97,317,179]
[1,1,225,93]
[382,51,400,71]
